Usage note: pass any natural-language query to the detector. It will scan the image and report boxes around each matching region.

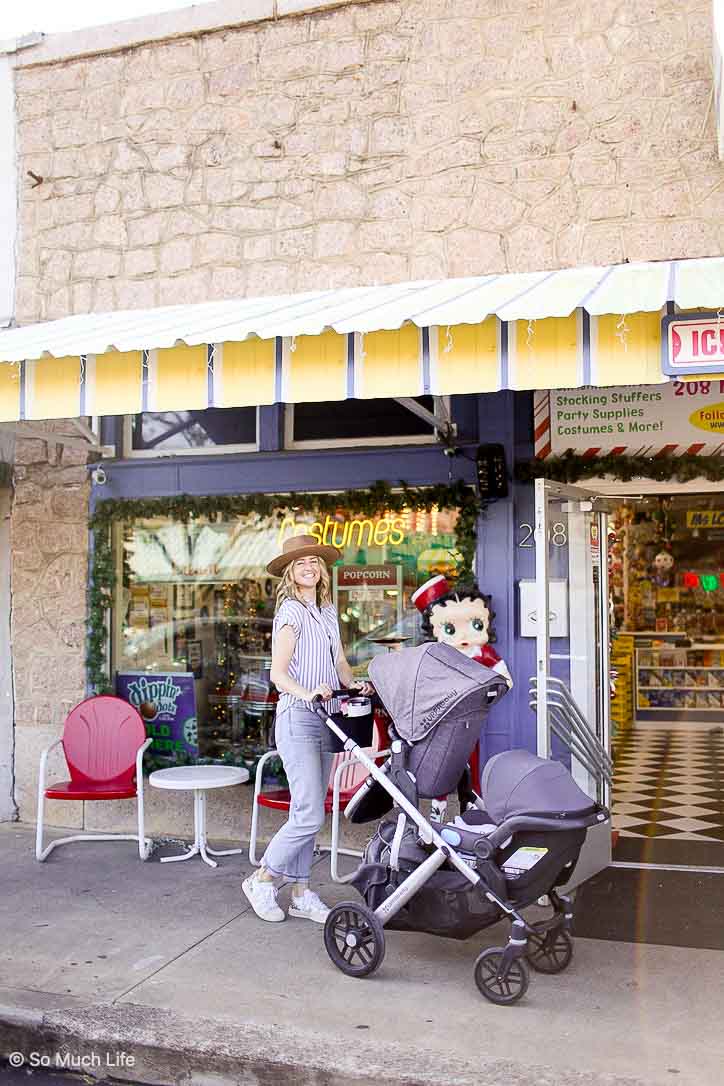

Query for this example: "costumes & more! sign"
[534,381,724,457]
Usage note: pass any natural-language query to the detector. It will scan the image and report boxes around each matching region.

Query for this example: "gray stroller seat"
[346,641,507,823]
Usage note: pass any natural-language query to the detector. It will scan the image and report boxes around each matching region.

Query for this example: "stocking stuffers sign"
[535,381,724,458]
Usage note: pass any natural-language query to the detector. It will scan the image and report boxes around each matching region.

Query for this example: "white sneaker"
[242,873,285,923]
[288,888,330,924]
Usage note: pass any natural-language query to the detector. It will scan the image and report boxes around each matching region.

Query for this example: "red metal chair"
[248,712,390,878]
[35,695,153,862]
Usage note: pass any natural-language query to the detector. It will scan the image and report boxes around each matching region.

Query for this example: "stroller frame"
[313,694,595,1004]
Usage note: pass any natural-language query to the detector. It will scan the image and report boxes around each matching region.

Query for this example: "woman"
[243,534,373,924]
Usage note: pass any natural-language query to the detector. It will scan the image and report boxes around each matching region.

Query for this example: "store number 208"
[518,523,567,548]
[673,380,724,395]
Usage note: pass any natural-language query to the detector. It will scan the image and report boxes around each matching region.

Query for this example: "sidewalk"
[0,822,720,1086]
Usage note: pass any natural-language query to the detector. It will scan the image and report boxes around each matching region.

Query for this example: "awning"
[1,256,723,422]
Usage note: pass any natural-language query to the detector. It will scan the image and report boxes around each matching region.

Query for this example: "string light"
[683,571,723,591]
[615,313,630,352]
[526,319,536,350]
[430,504,439,534]
[289,335,297,353]
[444,325,454,354]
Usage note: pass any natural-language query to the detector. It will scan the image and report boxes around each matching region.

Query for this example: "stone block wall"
[11,426,89,827]
[13,0,721,324]
[0,484,15,822]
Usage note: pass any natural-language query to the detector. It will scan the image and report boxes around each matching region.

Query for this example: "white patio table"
[149,764,249,868]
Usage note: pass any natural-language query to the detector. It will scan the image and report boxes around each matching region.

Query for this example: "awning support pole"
[393,397,457,437]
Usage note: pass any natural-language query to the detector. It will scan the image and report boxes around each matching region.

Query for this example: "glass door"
[532,479,614,886]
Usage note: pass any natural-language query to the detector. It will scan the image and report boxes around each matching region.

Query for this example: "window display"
[112,505,460,770]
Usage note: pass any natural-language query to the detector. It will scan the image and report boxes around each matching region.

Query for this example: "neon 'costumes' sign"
[277,514,407,549]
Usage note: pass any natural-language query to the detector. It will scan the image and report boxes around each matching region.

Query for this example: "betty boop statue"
[412,574,513,822]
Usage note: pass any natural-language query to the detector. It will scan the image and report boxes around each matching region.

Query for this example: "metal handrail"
[544,696,613,777]
[528,698,608,783]
[546,677,614,774]
[530,675,612,789]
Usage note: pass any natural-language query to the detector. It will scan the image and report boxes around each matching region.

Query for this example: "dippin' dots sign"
[125,674,183,721]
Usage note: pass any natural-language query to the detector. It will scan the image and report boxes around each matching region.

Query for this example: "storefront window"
[112,505,460,769]
[288,397,441,445]
[127,407,257,454]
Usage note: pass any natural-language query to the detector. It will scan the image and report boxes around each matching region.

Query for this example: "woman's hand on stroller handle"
[350,679,375,697]
[310,685,375,705]
[309,683,335,702]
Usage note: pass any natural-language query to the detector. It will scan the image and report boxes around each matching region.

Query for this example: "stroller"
[312,642,609,1005]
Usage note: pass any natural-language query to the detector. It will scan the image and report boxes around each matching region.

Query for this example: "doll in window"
[412,574,513,823]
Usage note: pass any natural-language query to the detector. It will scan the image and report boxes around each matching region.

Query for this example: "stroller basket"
[321,700,374,753]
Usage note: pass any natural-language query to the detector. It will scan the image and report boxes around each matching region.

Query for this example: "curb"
[0,994,650,1086]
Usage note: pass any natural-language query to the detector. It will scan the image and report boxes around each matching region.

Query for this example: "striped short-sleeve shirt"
[272,598,342,713]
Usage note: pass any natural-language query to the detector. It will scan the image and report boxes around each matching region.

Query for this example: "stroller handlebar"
[311,688,376,719]
[311,689,352,704]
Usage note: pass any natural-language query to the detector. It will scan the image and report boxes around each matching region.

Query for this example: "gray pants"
[261,705,334,882]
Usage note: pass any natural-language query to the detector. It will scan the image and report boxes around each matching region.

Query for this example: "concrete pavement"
[0,822,721,1086]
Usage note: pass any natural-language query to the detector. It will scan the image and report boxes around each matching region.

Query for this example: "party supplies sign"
[535,381,724,457]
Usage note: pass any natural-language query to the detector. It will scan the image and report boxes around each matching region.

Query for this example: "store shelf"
[638,660,720,668]
[636,706,723,713]
[638,685,724,690]
[634,643,724,721]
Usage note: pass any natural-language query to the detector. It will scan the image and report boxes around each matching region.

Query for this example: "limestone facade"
[9,429,89,828]
[12,0,721,325]
[5,0,724,833]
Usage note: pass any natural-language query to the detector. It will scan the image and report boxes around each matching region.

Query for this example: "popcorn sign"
[116,671,199,758]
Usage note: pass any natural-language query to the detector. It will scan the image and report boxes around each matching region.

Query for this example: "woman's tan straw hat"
[266,534,341,577]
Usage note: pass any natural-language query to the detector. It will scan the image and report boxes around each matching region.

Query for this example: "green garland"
[88,481,481,773]
[515,451,724,485]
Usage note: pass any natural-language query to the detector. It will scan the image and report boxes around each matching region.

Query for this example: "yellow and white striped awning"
[1,257,723,422]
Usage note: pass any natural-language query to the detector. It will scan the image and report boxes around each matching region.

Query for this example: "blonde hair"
[275,557,332,613]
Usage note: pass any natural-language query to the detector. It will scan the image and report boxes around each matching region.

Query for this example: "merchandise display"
[636,644,724,715]
[610,635,634,738]
[610,496,724,639]
[607,493,724,726]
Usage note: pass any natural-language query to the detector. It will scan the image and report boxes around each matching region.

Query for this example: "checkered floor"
[612,726,724,842]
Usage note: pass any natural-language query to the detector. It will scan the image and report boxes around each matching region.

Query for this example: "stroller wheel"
[324,902,386,978]
[526,929,573,974]
[474,947,530,1005]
